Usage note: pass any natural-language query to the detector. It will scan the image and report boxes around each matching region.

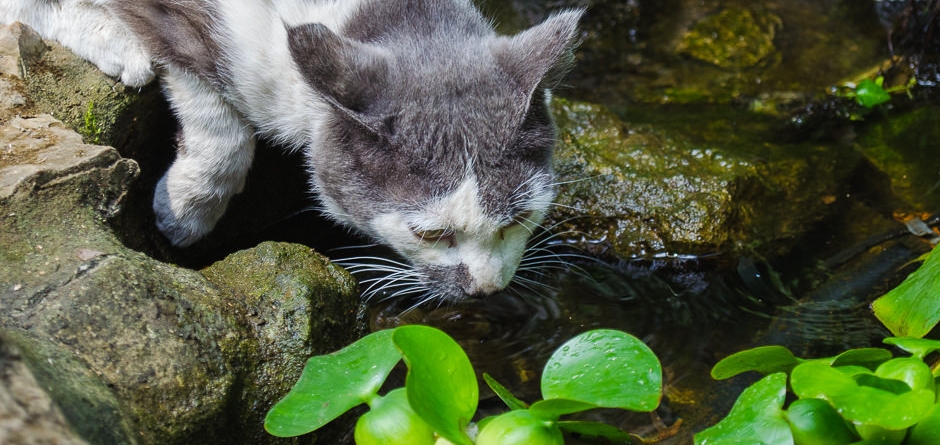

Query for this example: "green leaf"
[556,420,636,444]
[908,403,940,445]
[711,346,801,380]
[830,348,893,369]
[354,388,436,445]
[784,398,857,445]
[264,329,401,437]
[874,357,935,392]
[883,337,940,359]
[475,410,564,445]
[791,361,934,430]
[693,373,792,445]
[528,398,597,419]
[482,373,528,411]
[873,245,940,338]
[393,325,477,445]
[854,78,892,108]
[541,329,661,412]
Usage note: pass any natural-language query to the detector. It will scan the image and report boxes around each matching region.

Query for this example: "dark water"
[358,1,940,441]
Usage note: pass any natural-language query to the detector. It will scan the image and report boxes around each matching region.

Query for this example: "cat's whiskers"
[334,254,430,302]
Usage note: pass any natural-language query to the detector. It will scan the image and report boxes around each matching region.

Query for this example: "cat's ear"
[287,23,389,119]
[491,9,584,96]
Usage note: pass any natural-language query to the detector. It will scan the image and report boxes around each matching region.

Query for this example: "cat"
[1,0,583,302]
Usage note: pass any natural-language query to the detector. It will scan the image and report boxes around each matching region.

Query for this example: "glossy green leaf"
[528,398,597,419]
[854,78,892,108]
[475,409,564,445]
[791,361,934,430]
[354,388,436,445]
[784,398,857,445]
[908,403,940,445]
[883,337,940,359]
[264,329,401,437]
[556,420,636,444]
[873,246,940,338]
[483,373,528,411]
[693,372,792,445]
[874,357,934,392]
[711,345,801,380]
[829,348,892,369]
[541,329,661,412]
[393,325,477,445]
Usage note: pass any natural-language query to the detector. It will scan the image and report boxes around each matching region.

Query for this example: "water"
[358,2,940,441]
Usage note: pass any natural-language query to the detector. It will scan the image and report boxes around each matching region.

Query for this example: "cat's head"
[288,6,583,301]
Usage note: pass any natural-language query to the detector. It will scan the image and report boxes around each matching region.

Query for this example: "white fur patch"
[370,176,541,295]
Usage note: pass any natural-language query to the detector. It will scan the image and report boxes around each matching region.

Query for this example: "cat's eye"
[411,228,456,246]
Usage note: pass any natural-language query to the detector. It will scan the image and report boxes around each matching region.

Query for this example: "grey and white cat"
[1,0,583,301]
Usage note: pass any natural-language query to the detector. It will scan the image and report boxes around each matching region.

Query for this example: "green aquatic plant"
[696,338,940,445]
[836,75,916,109]
[264,326,662,444]
[696,244,940,445]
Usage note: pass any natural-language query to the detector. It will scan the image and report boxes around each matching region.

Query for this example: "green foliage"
[873,245,940,337]
[695,340,940,445]
[834,75,916,114]
[265,326,662,444]
[698,242,940,444]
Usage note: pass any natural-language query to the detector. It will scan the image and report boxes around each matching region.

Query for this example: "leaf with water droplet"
[394,325,477,445]
[540,329,661,412]
[265,329,401,437]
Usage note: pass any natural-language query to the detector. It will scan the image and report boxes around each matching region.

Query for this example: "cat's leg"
[0,0,154,86]
[154,67,256,247]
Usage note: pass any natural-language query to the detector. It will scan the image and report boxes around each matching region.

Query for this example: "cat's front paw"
[117,52,155,87]
[153,175,227,247]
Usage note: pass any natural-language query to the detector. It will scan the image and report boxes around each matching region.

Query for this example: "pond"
[351,1,940,443]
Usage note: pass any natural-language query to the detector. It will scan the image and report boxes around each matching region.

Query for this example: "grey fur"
[109,0,583,300]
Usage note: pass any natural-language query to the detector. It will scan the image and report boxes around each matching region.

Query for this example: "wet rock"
[676,7,781,70]
[0,24,365,444]
[0,333,91,445]
[549,98,858,259]
[854,105,940,210]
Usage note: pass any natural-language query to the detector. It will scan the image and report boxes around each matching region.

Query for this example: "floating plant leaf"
[541,329,662,412]
[829,348,893,369]
[556,420,636,444]
[883,337,940,359]
[853,78,892,108]
[908,404,940,445]
[483,373,528,411]
[711,345,801,379]
[264,329,401,437]
[693,372,792,445]
[791,361,934,430]
[394,325,477,445]
[874,357,935,392]
[528,398,597,419]
[873,245,940,338]
[354,388,436,445]
[784,398,857,445]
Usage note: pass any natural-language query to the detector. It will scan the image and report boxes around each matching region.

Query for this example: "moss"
[677,7,782,70]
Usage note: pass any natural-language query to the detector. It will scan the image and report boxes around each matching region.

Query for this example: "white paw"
[153,174,228,247]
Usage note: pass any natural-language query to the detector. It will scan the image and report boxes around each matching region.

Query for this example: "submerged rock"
[549,98,859,259]
[676,7,781,70]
